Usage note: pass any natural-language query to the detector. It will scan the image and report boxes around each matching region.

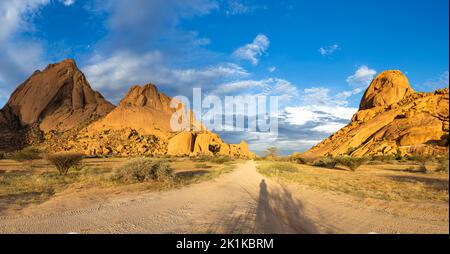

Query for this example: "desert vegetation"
[311,156,338,169]
[192,155,234,164]
[10,147,43,169]
[257,160,449,201]
[112,158,174,183]
[436,157,449,173]
[334,156,369,171]
[46,153,83,175]
[0,155,238,214]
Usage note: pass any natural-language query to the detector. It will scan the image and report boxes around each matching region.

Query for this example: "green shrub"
[395,149,403,161]
[11,147,42,162]
[268,162,298,173]
[46,153,83,176]
[335,156,368,171]
[370,155,396,163]
[192,154,214,162]
[192,155,234,164]
[195,163,211,169]
[211,156,233,164]
[112,158,173,183]
[436,157,449,173]
[290,154,315,164]
[312,157,337,169]
[408,155,432,172]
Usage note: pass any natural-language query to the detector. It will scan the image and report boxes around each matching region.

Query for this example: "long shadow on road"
[255,179,318,234]
[208,179,318,234]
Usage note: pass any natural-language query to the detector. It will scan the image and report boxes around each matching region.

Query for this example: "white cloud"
[248,138,322,153]
[0,0,50,41]
[282,86,358,128]
[173,63,249,84]
[284,105,356,126]
[0,0,50,97]
[346,65,377,88]
[84,51,165,91]
[268,66,276,72]
[213,78,299,103]
[423,71,449,89]
[225,0,251,15]
[233,34,269,65]
[319,44,340,56]
[60,0,75,6]
[95,0,219,51]
[284,106,320,125]
[221,0,268,16]
[193,37,211,46]
[83,50,250,102]
[312,122,347,134]
[223,0,266,16]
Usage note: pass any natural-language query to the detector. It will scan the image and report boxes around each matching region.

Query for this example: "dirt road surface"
[0,161,447,233]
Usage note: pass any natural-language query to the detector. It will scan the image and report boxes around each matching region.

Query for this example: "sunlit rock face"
[304,71,449,157]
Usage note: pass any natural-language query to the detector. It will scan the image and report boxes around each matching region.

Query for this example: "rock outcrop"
[0,59,115,150]
[87,84,177,137]
[359,70,414,110]
[304,70,449,157]
[167,131,196,156]
[166,131,255,158]
[20,65,256,158]
[5,59,114,132]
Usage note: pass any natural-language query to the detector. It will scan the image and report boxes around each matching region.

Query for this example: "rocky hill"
[304,70,449,157]
[0,59,114,150]
[0,59,254,158]
[48,83,254,158]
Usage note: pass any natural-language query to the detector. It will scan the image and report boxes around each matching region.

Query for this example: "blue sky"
[0,0,448,154]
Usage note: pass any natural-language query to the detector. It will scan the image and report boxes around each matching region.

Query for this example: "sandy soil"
[0,161,447,234]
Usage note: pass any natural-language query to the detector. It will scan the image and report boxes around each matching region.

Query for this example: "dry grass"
[0,157,238,213]
[257,161,449,202]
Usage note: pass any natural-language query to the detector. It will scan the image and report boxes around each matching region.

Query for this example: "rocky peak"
[119,83,173,113]
[3,59,115,132]
[359,70,414,110]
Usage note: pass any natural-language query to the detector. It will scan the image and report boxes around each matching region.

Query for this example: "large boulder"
[229,140,255,158]
[167,132,196,156]
[359,70,414,110]
[193,132,223,156]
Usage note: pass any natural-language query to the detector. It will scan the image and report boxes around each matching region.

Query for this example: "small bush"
[395,149,403,161]
[0,152,4,160]
[289,153,316,164]
[195,163,211,169]
[370,155,396,163]
[11,147,42,162]
[312,157,337,169]
[211,156,232,164]
[269,162,298,173]
[192,154,214,162]
[436,157,449,173]
[47,153,83,176]
[408,155,432,172]
[335,156,368,171]
[292,156,308,164]
[113,158,173,183]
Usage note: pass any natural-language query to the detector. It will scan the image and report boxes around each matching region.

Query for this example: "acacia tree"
[264,146,279,159]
